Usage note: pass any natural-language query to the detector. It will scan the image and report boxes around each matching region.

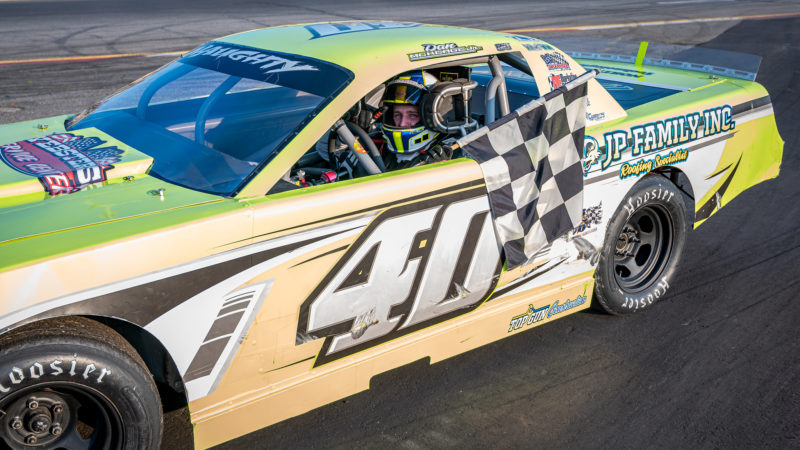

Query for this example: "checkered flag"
[456,70,596,270]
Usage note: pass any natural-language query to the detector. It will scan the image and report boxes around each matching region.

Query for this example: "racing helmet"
[380,71,441,154]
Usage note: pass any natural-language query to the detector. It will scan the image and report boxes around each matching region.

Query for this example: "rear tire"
[0,317,162,450]
[594,176,689,315]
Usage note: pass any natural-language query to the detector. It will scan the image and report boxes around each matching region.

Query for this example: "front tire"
[0,317,162,450]
[594,176,689,315]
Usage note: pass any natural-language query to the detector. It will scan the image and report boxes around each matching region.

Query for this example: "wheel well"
[653,166,695,225]
[83,315,188,413]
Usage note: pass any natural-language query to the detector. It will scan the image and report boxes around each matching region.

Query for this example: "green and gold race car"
[0,22,783,449]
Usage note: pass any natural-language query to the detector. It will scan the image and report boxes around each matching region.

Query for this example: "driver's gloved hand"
[424,144,453,163]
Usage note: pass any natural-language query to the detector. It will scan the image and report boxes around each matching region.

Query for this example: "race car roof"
[217,22,520,71]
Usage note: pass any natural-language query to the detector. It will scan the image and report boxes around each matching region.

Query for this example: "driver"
[379,71,454,170]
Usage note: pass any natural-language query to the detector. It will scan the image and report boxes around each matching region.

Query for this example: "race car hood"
[0,114,157,205]
[0,115,224,251]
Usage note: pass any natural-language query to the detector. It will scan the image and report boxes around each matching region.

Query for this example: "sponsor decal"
[495,42,512,51]
[547,295,587,318]
[407,43,483,62]
[184,43,319,74]
[508,35,543,43]
[599,105,734,172]
[540,52,570,71]
[0,133,122,195]
[507,295,587,332]
[40,168,108,195]
[583,136,602,174]
[567,204,603,263]
[305,21,419,39]
[548,73,577,90]
[353,138,367,154]
[619,148,689,179]
[587,111,606,122]
[0,358,112,397]
[508,304,548,332]
[582,63,653,78]
[601,82,635,92]
[438,71,460,82]
[523,43,554,51]
[573,203,602,234]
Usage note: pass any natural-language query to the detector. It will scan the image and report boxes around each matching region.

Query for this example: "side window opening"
[470,52,538,123]
[273,52,539,194]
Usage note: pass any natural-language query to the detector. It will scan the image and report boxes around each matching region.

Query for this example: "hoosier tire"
[594,176,689,315]
[0,317,162,450]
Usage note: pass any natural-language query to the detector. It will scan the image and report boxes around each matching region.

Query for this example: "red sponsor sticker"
[548,73,577,90]
[0,133,123,195]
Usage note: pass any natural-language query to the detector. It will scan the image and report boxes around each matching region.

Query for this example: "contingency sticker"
[407,43,483,61]
[0,133,122,195]
[540,52,571,72]
[548,73,577,90]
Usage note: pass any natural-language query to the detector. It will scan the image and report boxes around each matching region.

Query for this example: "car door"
[186,51,597,441]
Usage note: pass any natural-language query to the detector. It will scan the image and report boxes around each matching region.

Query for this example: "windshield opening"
[67,42,353,196]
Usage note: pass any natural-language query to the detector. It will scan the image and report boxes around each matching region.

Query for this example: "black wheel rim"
[613,204,674,292]
[0,383,123,450]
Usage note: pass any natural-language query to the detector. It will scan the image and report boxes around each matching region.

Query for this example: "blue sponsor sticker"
[523,43,554,51]
[304,21,419,39]
[508,295,587,332]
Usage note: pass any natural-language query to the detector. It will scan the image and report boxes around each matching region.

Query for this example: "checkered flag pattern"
[456,70,596,270]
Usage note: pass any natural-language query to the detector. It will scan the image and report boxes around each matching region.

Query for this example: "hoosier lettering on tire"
[593,175,690,315]
[0,317,162,450]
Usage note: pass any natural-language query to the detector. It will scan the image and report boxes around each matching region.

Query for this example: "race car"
[0,21,783,449]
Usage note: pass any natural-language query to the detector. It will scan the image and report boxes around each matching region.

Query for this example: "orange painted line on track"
[0,11,799,67]
[0,52,148,67]
[503,11,800,33]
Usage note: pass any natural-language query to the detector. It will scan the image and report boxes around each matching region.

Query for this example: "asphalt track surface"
[1,1,799,449]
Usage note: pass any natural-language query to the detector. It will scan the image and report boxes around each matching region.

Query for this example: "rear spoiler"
[547,37,762,81]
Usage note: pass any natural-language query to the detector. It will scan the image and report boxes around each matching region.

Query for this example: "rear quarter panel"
[582,71,782,228]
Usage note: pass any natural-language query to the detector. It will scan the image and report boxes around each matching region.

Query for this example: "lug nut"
[27,399,39,409]
[10,419,22,430]
[25,435,37,445]
[51,425,62,436]
[52,404,63,414]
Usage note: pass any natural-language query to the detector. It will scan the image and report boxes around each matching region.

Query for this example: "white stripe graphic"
[0,212,376,332]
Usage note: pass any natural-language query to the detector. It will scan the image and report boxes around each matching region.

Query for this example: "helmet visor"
[383,80,425,105]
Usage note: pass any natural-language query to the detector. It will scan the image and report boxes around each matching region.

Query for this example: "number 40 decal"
[298,188,502,366]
